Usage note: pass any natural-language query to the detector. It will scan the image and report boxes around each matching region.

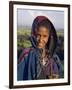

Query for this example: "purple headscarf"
[30,16,57,56]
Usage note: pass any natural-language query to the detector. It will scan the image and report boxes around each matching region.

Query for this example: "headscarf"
[30,16,58,57]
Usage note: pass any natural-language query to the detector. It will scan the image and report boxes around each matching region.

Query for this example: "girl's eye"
[43,35,47,37]
[43,35,48,38]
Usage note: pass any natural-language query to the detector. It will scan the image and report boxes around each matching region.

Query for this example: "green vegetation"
[57,30,64,36]
[17,28,31,36]
[17,28,32,48]
[17,28,64,49]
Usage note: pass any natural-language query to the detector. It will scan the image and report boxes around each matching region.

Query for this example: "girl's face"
[36,26,49,49]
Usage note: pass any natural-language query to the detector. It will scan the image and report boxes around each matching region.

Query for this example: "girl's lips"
[38,43,43,46]
[37,43,45,48]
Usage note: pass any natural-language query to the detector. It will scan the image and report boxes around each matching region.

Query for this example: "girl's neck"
[42,47,46,58]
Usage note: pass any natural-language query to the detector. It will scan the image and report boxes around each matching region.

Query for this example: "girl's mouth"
[37,42,45,48]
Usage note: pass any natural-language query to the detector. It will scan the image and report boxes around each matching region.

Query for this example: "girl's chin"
[37,45,45,49]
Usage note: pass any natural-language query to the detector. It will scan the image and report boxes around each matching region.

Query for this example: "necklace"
[38,47,49,66]
[42,58,46,66]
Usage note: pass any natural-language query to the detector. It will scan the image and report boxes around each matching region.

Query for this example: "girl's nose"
[39,36,43,42]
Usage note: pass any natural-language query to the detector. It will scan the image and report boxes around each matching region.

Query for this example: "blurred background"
[17,9,64,77]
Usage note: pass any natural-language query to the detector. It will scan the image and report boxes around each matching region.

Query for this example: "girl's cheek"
[43,37,48,41]
[36,36,40,41]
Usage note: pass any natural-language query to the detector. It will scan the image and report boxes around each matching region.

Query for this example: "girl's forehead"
[37,26,49,33]
[36,27,49,36]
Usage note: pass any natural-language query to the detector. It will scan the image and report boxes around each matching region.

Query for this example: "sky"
[17,9,64,30]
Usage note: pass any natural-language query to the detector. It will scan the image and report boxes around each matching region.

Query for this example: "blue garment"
[17,48,62,80]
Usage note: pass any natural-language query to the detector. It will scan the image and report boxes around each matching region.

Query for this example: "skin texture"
[36,26,50,66]
[36,26,49,49]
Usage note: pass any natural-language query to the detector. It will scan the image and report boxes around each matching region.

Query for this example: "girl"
[17,16,62,80]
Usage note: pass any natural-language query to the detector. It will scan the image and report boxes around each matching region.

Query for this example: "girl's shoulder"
[18,47,34,64]
[49,54,62,71]
[53,54,62,65]
[53,54,63,77]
